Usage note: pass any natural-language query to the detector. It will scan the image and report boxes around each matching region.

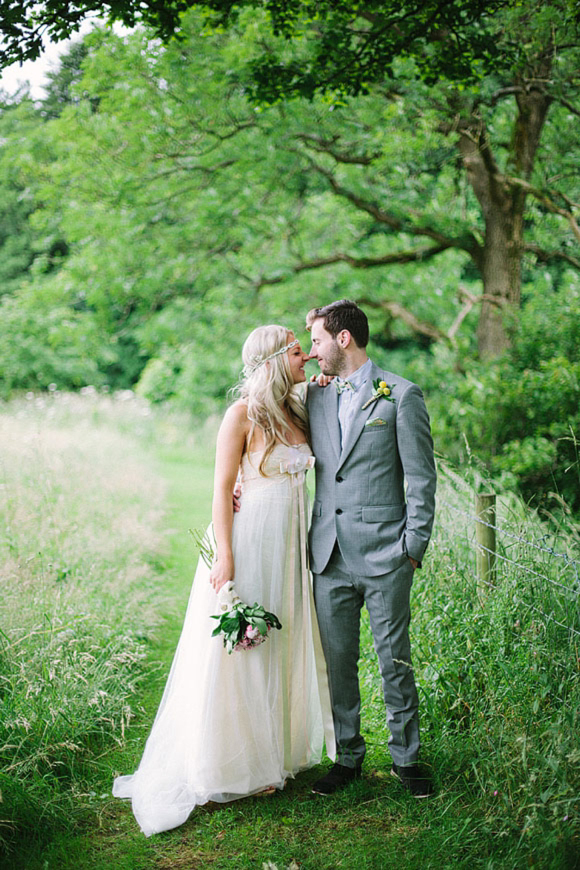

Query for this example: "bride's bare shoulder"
[215,401,251,457]
[223,399,250,428]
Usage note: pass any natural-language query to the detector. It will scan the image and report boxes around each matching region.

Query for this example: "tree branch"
[559,189,580,211]
[357,296,451,345]
[457,122,501,185]
[448,286,476,340]
[458,287,508,308]
[288,146,479,254]
[150,158,237,173]
[290,147,402,228]
[502,174,580,243]
[524,243,580,271]
[252,243,454,289]
[491,85,524,104]
[295,133,382,165]
[552,95,580,118]
[359,283,508,347]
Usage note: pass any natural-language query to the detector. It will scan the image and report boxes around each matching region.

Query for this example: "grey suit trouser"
[313,544,420,768]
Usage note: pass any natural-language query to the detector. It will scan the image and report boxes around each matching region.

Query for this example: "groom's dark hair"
[306,299,369,348]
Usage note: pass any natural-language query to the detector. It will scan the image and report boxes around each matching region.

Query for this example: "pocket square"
[365,417,387,427]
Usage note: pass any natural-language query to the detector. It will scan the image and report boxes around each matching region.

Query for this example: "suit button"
[336,509,343,515]
[336,475,343,482]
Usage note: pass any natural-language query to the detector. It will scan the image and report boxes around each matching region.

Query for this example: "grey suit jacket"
[307,361,436,576]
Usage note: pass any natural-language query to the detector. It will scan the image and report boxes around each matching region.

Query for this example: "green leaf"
[252,617,268,636]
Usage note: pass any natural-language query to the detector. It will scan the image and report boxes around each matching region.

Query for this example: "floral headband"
[243,338,299,377]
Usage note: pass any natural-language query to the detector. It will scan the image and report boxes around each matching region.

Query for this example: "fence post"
[475,493,496,596]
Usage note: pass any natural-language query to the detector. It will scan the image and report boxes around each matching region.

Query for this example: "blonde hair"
[236,325,309,474]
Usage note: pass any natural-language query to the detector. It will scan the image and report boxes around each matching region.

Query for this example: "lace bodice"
[240,443,315,490]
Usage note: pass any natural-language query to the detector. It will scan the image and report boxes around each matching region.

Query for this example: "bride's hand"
[309,373,335,388]
[209,556,234,593]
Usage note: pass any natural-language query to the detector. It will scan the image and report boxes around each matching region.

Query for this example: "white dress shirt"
[336,359,372,448]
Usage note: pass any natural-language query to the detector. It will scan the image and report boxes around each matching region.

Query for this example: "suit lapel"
[322,380,341,461]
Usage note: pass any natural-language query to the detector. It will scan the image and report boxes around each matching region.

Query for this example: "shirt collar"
[343,358,372,392]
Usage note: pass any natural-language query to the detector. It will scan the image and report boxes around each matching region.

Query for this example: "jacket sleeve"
[395,383,437,563]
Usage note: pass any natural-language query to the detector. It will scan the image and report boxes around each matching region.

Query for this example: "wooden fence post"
[475,493,496,596]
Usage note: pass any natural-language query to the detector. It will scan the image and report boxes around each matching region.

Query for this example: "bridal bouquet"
[212,581,282,653]
[190,527,282,654]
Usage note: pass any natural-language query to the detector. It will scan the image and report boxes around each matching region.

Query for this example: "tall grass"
[1,392,578,868]
[0,390,169,857]
[404,463,580,866]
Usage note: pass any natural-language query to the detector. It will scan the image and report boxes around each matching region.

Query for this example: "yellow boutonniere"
[361,378,396,410]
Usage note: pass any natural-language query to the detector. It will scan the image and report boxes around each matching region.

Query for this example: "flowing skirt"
[113,447,334,836]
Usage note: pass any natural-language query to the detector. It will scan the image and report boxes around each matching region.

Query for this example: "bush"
[410,282,580,518]
[0,285,107,396]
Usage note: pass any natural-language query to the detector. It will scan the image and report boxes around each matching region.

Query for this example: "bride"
[113,325,335,836]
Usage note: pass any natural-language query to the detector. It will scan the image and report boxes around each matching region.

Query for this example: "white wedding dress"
[113,443,335,837]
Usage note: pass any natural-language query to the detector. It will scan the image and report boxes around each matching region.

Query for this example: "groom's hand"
[409,557,419,570]
[232,481,242,512]
[309,373,335,387]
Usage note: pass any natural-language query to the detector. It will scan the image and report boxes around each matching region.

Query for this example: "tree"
[41,39,90,118]
[0,0,191,66]
[246,0,580,358]
[8,8,579,365]
[202,0,579,358]
[2,14,579,516]
[0,101,37,296]
[0,95,74,298]
[0,0,510,71]
[2,2,578,358]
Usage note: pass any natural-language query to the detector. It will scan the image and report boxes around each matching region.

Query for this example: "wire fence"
[433,475,580,639]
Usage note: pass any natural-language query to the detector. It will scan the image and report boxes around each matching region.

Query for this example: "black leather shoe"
[312,763,363,795]
[391,763,434,798]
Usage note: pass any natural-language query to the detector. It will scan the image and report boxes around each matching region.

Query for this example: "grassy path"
[19,437,432,870]
[29,441,436,870]
[12,431,577,869]
[16,442,215,870]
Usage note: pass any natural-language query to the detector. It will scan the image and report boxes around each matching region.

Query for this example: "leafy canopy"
[0,0,521,92]
[210,0,512,100]
[0,0,190,66]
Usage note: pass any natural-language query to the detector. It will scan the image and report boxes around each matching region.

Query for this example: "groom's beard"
[320,342,347,376]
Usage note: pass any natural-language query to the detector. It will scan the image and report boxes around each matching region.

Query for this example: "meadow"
[0,392,578,869]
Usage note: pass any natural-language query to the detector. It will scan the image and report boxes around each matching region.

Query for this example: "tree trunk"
[477,186,523,359]
[458,127,517,358]
[457,75,552,359]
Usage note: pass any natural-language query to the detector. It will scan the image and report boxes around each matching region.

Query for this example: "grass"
[1,392,579,869]
[0,393,169,859]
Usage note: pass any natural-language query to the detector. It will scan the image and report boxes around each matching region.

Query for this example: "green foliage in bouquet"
[189,526,216,570]
[211,602,282,654]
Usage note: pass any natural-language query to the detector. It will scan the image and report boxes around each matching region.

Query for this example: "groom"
[306,299,437,798]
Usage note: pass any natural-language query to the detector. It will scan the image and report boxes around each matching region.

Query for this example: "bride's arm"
[208,401,249,592]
